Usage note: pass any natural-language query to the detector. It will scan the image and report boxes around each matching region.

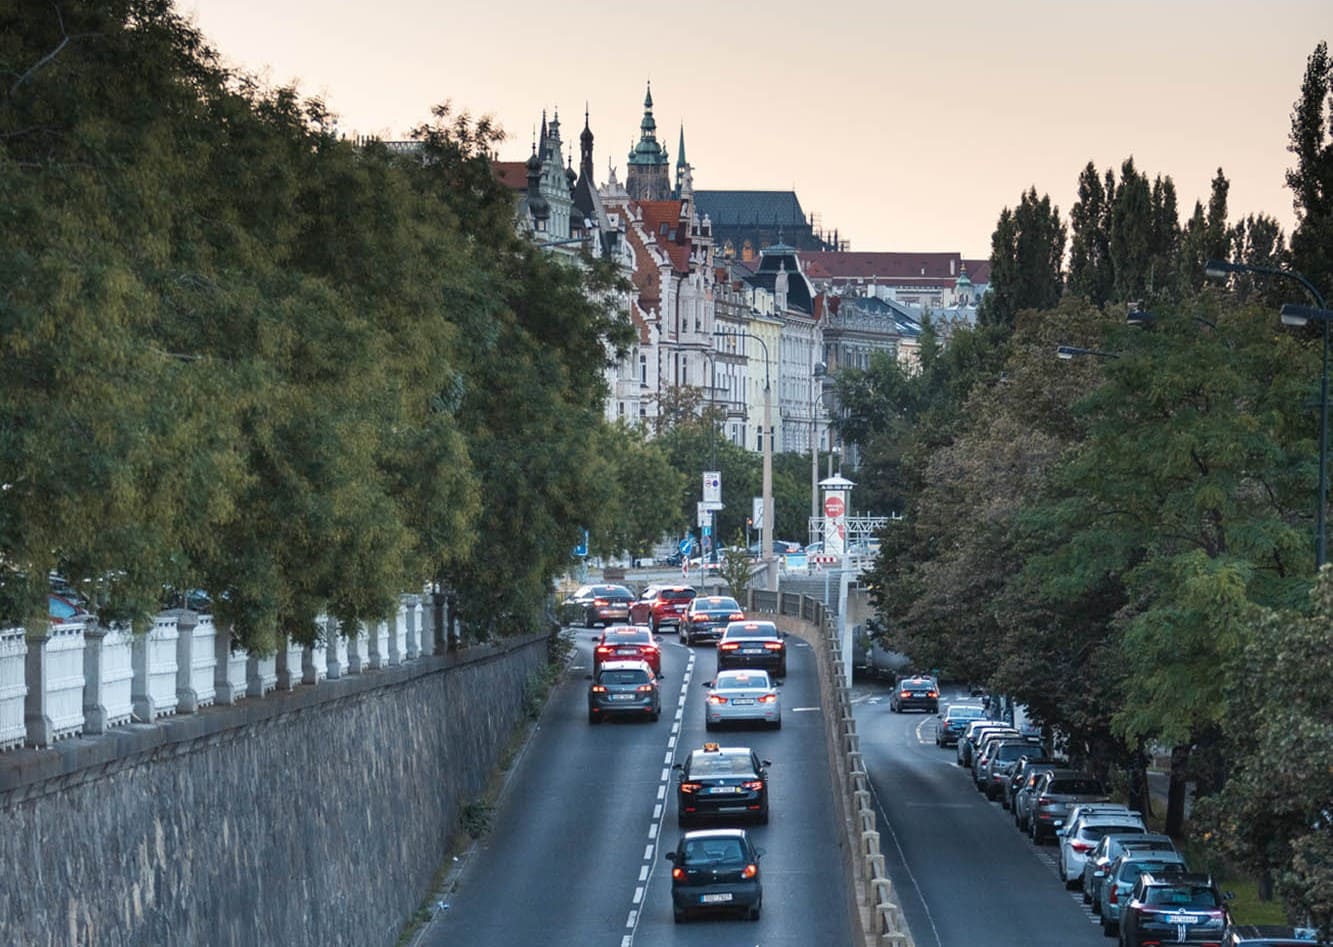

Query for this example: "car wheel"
[757,808,769,825]
[776,663,787,678]
[747,905,760,921]
[588,710,601,724]
[651,709,660,722]
[705,719,716,731]
[771,717,781,731]
[673,907,686,924]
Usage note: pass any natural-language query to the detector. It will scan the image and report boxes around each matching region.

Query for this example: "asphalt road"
[853,682,1110,947]
[420,622,852,947]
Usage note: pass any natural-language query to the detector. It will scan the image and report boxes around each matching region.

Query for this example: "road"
[853,681,1110,947]
[420,622,852,947]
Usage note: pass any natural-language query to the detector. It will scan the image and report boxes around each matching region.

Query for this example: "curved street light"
[1205,258,1330,568]
[715,329,776,591]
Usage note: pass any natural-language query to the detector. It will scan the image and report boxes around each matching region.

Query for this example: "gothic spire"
[677,125,687,169]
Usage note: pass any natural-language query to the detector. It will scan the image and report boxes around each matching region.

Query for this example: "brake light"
[899,691,910,698]
[593,598,607,606]
[679,782,701,794]
[672,867,685,880]
[927,690,938,697]
[763,641,783,651]
[707,695,727,705]
[1109,886,1119,904]
[741,780,764,790]
[741,863,758,879]
[729,612,745,620]
[719,643,739,651]
[595,646,613,656]
[758,694,777,703]
[636,684,655,693]
[1070,841,1095,854]
[590,685,607,693]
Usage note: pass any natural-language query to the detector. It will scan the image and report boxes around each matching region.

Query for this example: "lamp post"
[810,361,827,522]
[716,329,776,591]
[1205,259,1330,568]
[1056,344,1120,361]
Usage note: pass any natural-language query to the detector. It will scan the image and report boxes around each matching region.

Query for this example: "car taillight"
[758,694,777,703]
[1070,841,1095,853]
[595,646,613,656]
[593,598,607,606]
[1109,886,1119,904]
[707,695,727,705]
[641,645,659,656]
[763,642,783,651]
[741,780,764,790]
[672,867,686,880]
[636,684,655,693]
[741,864,758,879]
[719,643,739,651]
[729,612,745,620]
[590,685,607,693]
[679,782,701,794]
[927,690,938,697]
[899,690,910,698]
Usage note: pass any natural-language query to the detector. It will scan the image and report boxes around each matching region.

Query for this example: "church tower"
[626,82,671,202]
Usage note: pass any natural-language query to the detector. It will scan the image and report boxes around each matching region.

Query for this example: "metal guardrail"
[749,588,914,947]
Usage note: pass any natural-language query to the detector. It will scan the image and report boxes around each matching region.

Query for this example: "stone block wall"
[0,633,551,947]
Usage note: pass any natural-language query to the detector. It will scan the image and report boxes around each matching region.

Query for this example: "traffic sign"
[702,471,722,505]
[573,528,589,558]
[678,536,695,556]
[824,495,845,519]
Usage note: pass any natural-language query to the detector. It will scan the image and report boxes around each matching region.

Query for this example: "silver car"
[1098,851,1189,937]
[1081,832,1177,910]
[704,669,782,730]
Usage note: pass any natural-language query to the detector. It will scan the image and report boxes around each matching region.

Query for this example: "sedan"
[587,659,661,723]
[681,595,745,645]
[593,625,662,675]
[673,743,771,825]
[934,702,988,747]
[716,621,786,677]
[889,677,939,713]
[664,828,764,923]
[703,669,782,730]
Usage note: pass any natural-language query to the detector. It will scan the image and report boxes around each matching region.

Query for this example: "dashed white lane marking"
[653,803,662,820]
[639,865,649,882]
[656,785,665,800]
[633,886,644,904]
[791,706,820,712]
[643,844,653,860]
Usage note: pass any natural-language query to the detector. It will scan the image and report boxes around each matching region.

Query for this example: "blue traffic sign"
[573,529,589,558]
[678,536,695,556]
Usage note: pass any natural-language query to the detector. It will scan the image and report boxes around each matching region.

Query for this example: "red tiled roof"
[492,160,528,192]
[637,200,691,273]
[962,259,991,283]
[623,218,661,312]
[798,251,968,282]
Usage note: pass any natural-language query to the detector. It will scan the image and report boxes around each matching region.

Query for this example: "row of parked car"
[935,700,1322,946]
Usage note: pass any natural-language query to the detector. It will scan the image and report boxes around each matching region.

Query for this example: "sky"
[182,0,1328,259]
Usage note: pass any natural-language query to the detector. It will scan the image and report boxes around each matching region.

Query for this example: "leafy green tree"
[1286,41,1333,295]
[977,188,1066,330]
[1068,162,1115,305]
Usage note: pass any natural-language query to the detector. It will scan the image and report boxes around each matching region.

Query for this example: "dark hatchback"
[664,828,765,923]
[1120,871,1230,947]
[673,743,771,826]
[581,585,634,627]
[682,596,745,645]
[587,660,661,724]
[716,621,786,677]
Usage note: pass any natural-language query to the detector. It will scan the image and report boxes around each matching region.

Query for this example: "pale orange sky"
[183,0,1328,259]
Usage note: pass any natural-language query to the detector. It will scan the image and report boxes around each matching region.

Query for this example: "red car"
[630,585,697,633]
[593,625,662,675]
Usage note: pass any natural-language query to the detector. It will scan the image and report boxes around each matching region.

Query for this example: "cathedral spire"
[579,103,594,177]
[677,125,687,169]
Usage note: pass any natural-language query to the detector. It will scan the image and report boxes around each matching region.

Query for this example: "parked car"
[935,702,988,747]
[970,732,1033,789]
[1001,755,1059,811]
[664,827,765,922]
[681,596,745,645]
[48,592,90,623]
[1099,852,1190,936]
[703,669,782,730]
[593,625,662,675]
[1027,770,1110,844]
[1221,925,1326,946]
[716,621,787,677]
[587,659,661,723]
[1011,761,1063,832]
[889,675,939,713]
[630,585,697,632]
[673,743,772,825]
[1055,805,1147,889]
[977,739,1046,800]
[957,721,1018,768]
[1082,832,1178,910]
[1118,871,1229,946]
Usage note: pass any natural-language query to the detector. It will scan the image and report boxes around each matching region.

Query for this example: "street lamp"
[1205,259,1330,568]
[1056,344,1120,360]
[811,361,827,522]
[715,328,776,591]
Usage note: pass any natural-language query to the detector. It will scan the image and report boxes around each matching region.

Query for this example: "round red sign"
[824,495,845,518]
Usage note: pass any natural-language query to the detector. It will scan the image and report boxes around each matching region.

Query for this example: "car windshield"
[1049,778,1105,795]
[599,669,651,685]
[716,671,771,689]
[1146,884,1220,908]
[682,837,745,866]
[690,753,755,777]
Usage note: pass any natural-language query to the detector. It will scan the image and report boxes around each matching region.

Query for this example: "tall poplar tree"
[977,188,1066,329]
[1286,41,1333,295]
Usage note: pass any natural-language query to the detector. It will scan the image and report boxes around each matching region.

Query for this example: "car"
[592,625,662,675]
[1028,770,1110,844]
[1099,852,1191,936]
[1082,832,1178,910]
[48,591,90,623]
[957,721,1018,768]
[1011,761,1062,831]
[587,659,661,723]
[568,584,633,627]
[970,731,1030,788]
[1222,924,1326,946]
[1001,754,1058,810]
[630,585,697,632]
[664,827,765,922]
[1119,871,1229,946]
[934,702,988,747]
[716,621,787,677]
[673,742,772,825]
[977,739,1046,800]
[704,669,782,730]
[681,595,745,645]
[889,676,939,713]
[1056,806,1147,889]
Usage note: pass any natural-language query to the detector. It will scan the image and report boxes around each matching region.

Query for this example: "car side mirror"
[664,852,677,864]
[1223,890,1235,901]
[761,759,772,767]
[702,680,712,688]
[657,673,666,680]
[671,762,683,771]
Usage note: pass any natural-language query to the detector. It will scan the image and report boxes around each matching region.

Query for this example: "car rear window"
[600,669,651,685]
[1048,778,1105,795]
[1081,825,1143,842]
[683,837,745,865]
[947,707,986,719]
[1146,884,1220,908]
[690,753,755,777]
[1119,859,1184,881]
[662,589,697,602]
[696,597,740,610]
[725,624,779,639]
[607,629,652,643]
[716,671,771,689]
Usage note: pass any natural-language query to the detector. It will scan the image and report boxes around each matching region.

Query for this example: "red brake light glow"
[741,780,764,790]
[707,695,727,705]
[672,867,685,880]
[719,643,739,651]
[679,782,701,794]
[636,684,655,693]
[590,685,607,693]
[758,694,777,703]
[741,864,758,879]
[763,641,783,651]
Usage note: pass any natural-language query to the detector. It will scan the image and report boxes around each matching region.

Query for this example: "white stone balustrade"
[100,624,135,728]
[214,625,248,705]
[173,610,217,713]
[132,614,179,722]
[247,652,278,697]
[370,620,389,670]
[390,605,407,666]
[0,627,28,751]
[44,620,88,741]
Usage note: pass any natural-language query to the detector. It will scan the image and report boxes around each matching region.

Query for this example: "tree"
[1286,41,1333,295]
[1068,163,1115,305]
[977,188,1066,330]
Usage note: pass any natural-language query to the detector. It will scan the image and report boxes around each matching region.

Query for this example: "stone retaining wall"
[0,634,551,947]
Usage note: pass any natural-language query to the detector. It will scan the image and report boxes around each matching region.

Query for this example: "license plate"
[700,893,732,903]
[1167,915,1198,925]
[611,694,634,701]
[616,649,637,656]
[708,786,738,793]
[731,698,755,705]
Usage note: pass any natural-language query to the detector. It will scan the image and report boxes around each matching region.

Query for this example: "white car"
[703,669,782,730]
[1057,805,1147,889]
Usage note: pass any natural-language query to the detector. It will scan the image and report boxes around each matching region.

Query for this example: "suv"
[1119,871,1229,946]
[1027,770,1110,844]
[631,585,697,632]
[957,722,1018,768]
[1056,806,1146,889]
[1082,832,1177,910]
[1099,851,1190,936]
[587,660,661,723]
[1222,925,1326,946]
[978,740,1046,801]
[681,596,745,645]
[890,676,939,713]
[1011,761,1062,831]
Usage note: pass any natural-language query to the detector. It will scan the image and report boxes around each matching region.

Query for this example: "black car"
[716,621,786,677]
[664,828,764,923]
[1120,871,1230,946]
[889,676,940,713]
[681,595,745,645]
[1222,925,1325,946]
[934,701,988,747]
[587,660,661,723]
[673,743,771,826]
